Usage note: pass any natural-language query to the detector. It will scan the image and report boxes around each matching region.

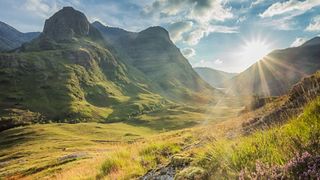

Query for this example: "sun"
[240,39,271,62]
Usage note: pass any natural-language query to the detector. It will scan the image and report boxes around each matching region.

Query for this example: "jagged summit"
[43,6,90,41]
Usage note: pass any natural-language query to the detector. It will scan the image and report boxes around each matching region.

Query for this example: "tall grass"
[97,140,182,179]
[196,97,320,178]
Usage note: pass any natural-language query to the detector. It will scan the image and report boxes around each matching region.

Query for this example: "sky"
[0,0,320,73]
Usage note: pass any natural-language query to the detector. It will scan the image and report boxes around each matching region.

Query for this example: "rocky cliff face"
[43,7,90,42]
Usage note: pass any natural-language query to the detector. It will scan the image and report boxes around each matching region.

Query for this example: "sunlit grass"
[195,96,320,178]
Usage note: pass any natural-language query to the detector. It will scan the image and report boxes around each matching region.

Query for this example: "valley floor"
[1,95,319,179]
[0,97,244,179]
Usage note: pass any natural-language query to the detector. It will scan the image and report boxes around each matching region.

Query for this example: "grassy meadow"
[0,94,319,179]
[0,97,244,179]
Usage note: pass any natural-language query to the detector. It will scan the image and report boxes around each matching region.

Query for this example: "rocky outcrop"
[43,7,90,42]
[242,72,320,132]
[141,155,193,180]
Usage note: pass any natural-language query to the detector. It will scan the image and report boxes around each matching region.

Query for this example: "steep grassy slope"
[93,22,220,103]
[0,7,167,130]
[229,37,320,96]
[194,67,237,88]
[0,37,172,128]
[0,21,39,51]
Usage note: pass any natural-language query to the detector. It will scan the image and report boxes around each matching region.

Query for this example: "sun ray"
[256,61,271,96]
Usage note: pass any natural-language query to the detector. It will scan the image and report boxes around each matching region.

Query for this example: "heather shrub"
[239,152,320,179]
[197,97,320,178]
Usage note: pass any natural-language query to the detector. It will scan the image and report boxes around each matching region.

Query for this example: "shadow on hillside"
[0,127,37,149]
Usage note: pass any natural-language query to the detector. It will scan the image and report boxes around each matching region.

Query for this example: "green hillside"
[97,71,320,179]
[93,23,219,103]
[1,4,320,180]
[0,7,220,131]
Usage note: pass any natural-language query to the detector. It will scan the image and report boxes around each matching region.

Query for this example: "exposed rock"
[141,155,193,180]
[43,7,90,42]
[58,152,87,162]
[64,49,94,68]
[242,72,320,132]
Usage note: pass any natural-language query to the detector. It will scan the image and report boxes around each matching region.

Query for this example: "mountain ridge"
[0,21,40,51]
[93,20,219,102]
[194,67,238,88]
[0,7,219,131]
[228,37,320,96]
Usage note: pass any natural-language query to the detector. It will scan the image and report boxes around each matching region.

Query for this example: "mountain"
[301,37,320,47]
[92,21,137,47]
[0,7,219,130]
[194,67,237,88]
[93,22,218,102]
[228,37,320,96]
[0,21,39,51]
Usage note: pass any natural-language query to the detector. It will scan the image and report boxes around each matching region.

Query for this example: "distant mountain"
[93,22,218,102]
[0,7,220,130]
[229,37,320,96]
[0,21,39,51]
[301,37,320,47]
[194,67,237,88]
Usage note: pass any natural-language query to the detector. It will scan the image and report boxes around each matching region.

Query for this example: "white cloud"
[183,25,238,45]
[259,16,297,30]
[181,47,196,58]
[251,0,266,7]
[146,0,234,23]
[184,28,207,45]
[214,59,223,64]
[24,0,58,18]
[168,21,193,42]
[193,59,222,69]
[290,37,307,47]
[306,15,320,31]
[143,0,236,45]
[236,16,246,24]
[188,0,233,24]
[260,0,320,18]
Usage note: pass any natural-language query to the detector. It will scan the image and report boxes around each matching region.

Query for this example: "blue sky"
[1,0,320,72]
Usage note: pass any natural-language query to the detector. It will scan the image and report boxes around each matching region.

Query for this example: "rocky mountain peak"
[43,6,90,42]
